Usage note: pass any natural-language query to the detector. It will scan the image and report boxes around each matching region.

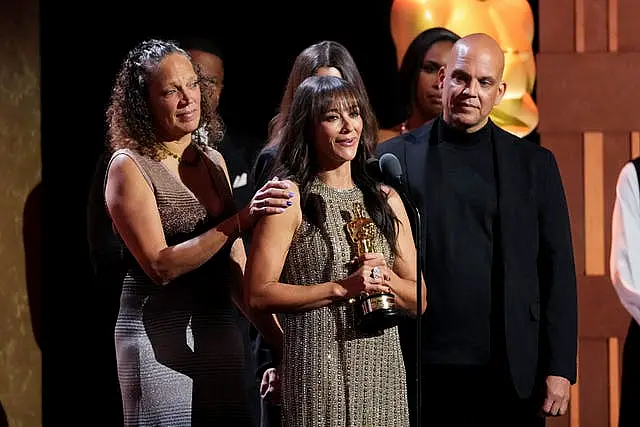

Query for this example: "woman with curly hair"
[246,75,426,426]
[103,38,292,426]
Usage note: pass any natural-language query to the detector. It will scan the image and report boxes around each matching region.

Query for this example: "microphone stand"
[393,179,422,427]
[374,153,423,425]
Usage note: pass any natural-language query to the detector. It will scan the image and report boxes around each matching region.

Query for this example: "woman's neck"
[316,162,354,189]
[156,133,196,164]
[165,133,192,148]
[160,134,192,156]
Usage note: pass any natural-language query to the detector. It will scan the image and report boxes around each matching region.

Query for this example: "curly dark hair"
[106,38,219,160]
[272,75,398,253]
[267,40,378,149]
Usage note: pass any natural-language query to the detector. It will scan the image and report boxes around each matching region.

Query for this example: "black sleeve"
[247,145,279,380]
[250,146,277,193]
[250,327,279,381]
[537,149,578,384]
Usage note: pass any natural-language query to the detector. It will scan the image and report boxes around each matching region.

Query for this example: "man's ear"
[494,81,507,105]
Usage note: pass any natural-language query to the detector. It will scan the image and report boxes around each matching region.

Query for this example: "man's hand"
[260,367,281,406]
[541,375,571,416]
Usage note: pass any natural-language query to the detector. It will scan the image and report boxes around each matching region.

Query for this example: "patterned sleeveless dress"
[108,148,256,426]
[279,177,410,427]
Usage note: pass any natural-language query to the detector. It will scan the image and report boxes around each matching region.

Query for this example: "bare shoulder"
[107,150,142,179]
[281,179,300,197]
[105,150,154,200]
[380,184,409,221]
[258,178,302,229]
[380,184,400,201]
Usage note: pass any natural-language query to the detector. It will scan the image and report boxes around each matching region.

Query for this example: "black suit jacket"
[248,144,280,380]
[376,118,578,398]
[217,128,262,210]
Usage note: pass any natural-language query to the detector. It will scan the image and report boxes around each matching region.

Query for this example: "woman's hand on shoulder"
[241,177,297,229]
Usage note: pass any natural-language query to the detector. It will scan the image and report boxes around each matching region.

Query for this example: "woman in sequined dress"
[103,39,293,426]
[245,75,426,426]
[249,42,377,425]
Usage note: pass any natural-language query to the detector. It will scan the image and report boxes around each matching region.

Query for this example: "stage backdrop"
[0,0,41,426]
[538,1,640,427]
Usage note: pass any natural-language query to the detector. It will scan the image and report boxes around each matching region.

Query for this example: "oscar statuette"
[346,202,403,332]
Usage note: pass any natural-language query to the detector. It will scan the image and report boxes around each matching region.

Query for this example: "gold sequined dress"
[279,178,410,427]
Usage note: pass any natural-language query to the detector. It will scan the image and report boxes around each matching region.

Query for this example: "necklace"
[400,121,408,134]
[158,143,182,161]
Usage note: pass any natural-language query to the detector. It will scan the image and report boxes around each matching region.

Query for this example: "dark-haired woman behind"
[379,27,460,142]
[246,75,426,426]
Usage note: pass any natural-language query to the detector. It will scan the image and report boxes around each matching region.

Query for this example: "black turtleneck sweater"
[423,118,503,366]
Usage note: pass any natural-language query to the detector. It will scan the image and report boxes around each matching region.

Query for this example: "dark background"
[41,0,538,423]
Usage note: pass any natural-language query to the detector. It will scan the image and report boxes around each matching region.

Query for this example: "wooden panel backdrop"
[537,0,640,426]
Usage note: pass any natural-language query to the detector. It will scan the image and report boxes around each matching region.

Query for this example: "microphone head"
[379,152,403,184]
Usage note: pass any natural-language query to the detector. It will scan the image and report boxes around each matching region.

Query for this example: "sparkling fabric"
[109,148,255,427]
[280,178,410,427]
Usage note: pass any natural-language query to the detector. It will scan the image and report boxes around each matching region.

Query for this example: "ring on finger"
[371,266,382,280]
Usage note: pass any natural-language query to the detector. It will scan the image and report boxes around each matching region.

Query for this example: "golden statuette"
[345,202,403,332]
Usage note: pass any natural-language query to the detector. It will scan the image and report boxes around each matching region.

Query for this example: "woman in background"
[378,27,459,142]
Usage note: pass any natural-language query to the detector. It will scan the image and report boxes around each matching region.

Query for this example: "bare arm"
[105,152,243,285]
[213,151,284,353]
[104,151,292,286]
[245,181,390,313]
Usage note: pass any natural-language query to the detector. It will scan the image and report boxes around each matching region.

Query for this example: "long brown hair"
[272,75,398,252]
[267,41,378,149]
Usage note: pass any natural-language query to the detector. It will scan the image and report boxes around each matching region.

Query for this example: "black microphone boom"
[374,152,423,427]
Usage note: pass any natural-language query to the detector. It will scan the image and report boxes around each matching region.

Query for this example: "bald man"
[377,33,577,426]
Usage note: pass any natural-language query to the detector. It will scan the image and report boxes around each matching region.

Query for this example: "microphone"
[379,153,404,187]
[372,152,424,427]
